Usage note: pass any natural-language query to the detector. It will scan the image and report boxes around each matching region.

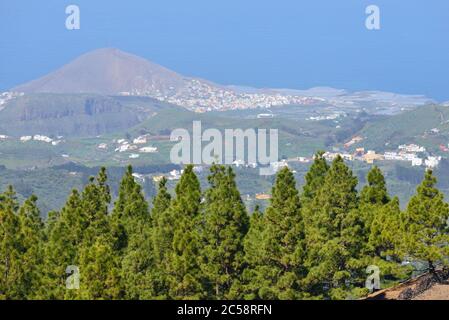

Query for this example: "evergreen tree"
[359,168,409,285]
[77,233,121,299]
[150,177,173,298]
[42,190,86,299]
[367,197,411,281]
[165,165,204,299]
[242,205,264,271]
[152,177,172,264]
[302,151,329,203]
[402,170,449,273]
[304,156,361,299]
[241,205,265,299]
[76,169,121,299]
[200,165,249,299]
[360,166,390,207]
[0,185,19,212]
[16,195,45,299]
[111,166,153,299]
[368,197,400,256]
[0,201,21,299]
[244,167,306,299]
[359,166,391,244]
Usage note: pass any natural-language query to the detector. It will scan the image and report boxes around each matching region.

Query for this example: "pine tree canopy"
[1,161,448,300]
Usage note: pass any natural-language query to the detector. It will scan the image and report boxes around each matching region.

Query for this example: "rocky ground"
[366,270,449,300]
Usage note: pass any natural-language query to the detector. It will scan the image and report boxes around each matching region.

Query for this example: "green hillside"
[0,93,177,137]
[358,104,449,153]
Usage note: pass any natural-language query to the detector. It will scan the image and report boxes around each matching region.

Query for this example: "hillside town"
[322,137,443,169]
[121,79,324,112]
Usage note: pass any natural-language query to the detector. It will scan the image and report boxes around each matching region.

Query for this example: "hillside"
[0,93,179,137]
[13,48,189,96]
[356,104,449,153]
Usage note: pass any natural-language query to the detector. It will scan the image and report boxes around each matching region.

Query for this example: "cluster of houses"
[24,135,64,146]
[231,159,291,174]
[126,79,323,112]
[324,141,442,169]
[0,134,64,146]
[97,135,159,159]
[308,113,345,122]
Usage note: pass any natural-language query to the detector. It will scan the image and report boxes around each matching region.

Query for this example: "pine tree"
[302,151,329,203]
[111,166,153,299]
[359,168,409,285]
[150,177,173,298]
[77,233,121,299]
[16,195,45,299]
[42,189,86,299]
[165,165,204,299]
[241,205,265,299]
[367,197,411,281]
[200,165,249,299]
[242,205,264,272]
[76,169,121,299]
[303,156,361,299]
[368,197,400,256]
[359,166,391,247]
[402,170,449,273]
[360,166,390,207]
[0,185,19,212]
[0,193,21,299]
[244,167,306,299]
[152,177,172,265]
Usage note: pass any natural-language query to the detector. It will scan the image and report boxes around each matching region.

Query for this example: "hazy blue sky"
[1,0,448,100]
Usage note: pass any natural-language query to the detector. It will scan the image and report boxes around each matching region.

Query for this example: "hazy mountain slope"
[0,93,178,137]
[13,48,190,95]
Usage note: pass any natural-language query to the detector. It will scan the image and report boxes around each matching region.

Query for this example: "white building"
[133,136,148,144]
[115,144,134,153]
[298,157,310,163]
[139,146,158,153]
[193,166,204,173]
[20,136,32,142]
[52,140,62,146]
[411,157,423,167]
[247,162,258,168]
[257,113,274,119]
[384,152,401,161]
[232,159,245,167]
[425,156,441,169]
[270,160,289,173]
[398,144,426,153]
[33,135,53,143]
[168,170,182,180]
[132,173,145,182]
[323,152,353,161]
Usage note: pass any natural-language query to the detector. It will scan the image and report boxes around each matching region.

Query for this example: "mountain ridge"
[13,48,191,96]
[11,48,435,112]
